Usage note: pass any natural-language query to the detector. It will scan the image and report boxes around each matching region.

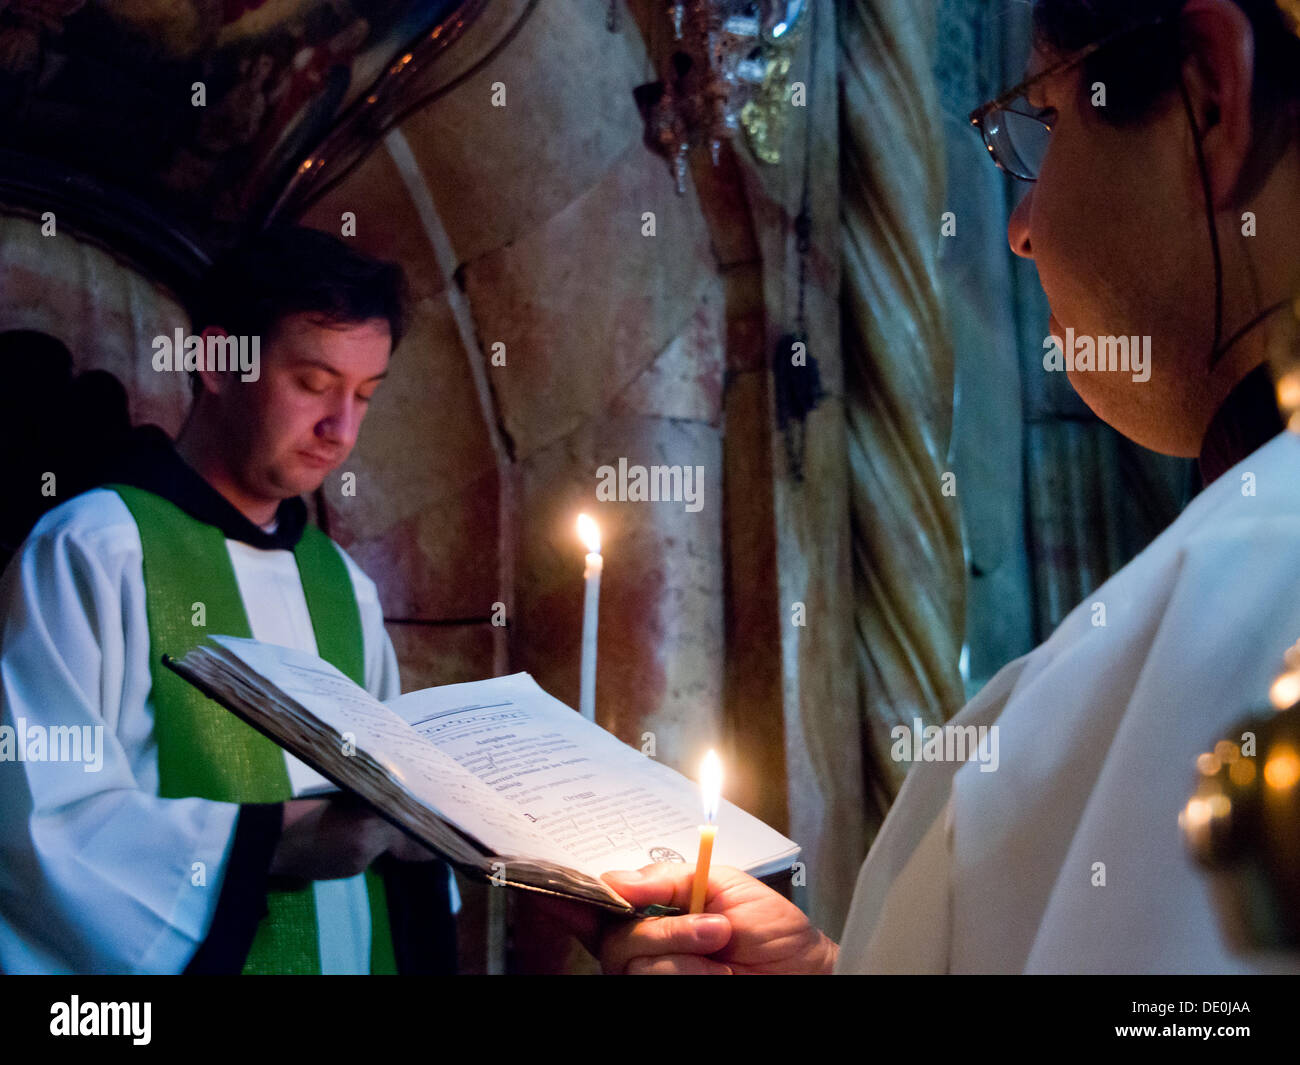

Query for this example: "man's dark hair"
[188,226,407,395]
[1033,0,1300,201]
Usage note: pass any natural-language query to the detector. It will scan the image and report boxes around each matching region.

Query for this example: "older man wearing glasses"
[547,0,1300,974]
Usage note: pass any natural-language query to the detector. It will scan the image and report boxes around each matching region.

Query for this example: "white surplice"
[0,488,401,974]
[837,429,1300,974]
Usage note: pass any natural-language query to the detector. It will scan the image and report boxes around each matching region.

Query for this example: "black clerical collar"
[1197,363,1286,488]
[100,425,308,550]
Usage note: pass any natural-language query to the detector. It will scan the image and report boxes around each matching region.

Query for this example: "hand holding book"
[269,797,440,881]
[166,635,800,914]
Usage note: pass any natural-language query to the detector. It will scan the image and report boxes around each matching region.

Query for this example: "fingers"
[625,954,734,975]
[601,863,748,914]
[600,912,732,975]
[515,891,605,956]
[384,827,439,862]
[280,797,327,831]
[387,838,438,861]
[600,864,698,910]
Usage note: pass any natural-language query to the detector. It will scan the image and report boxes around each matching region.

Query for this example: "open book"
[164,636,800,915]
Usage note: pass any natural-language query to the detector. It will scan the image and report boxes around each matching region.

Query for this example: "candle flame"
[1264,745,1300,791]
[699,748,723,824]
[1277,368,1300,415]
[1270,669,1300,710]
[577,512,601,554]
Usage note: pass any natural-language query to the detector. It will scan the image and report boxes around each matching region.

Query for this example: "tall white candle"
[576,513,602,723]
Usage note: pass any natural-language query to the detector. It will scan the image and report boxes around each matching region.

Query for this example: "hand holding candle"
[689,749,723,914]
[576,513,602,724]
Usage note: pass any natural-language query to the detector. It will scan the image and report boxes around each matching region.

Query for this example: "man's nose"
[1007,183,1034,259]
[316,394,362,449]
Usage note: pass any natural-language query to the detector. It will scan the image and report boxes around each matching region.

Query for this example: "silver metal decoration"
[638,1,810,191]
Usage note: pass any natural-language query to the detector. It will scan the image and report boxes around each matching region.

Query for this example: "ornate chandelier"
[637,1,808,191]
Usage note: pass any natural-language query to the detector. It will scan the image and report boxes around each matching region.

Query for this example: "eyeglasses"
[968,13,1177,181]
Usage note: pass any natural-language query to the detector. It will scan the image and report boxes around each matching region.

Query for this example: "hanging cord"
[775,0,823,481]
[1215,297,1292,360]
[1178,69,1293,369]
[793,0,818,335]
[1176,71,1226,369]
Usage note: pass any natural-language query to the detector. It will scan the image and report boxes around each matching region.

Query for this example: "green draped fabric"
[110,484,397,975]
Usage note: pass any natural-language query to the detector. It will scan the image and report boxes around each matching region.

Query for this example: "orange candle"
[689,749,723,914]
[688,824,717,914]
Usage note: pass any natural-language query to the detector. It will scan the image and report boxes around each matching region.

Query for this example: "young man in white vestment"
[0,226,454,973]
[559,0,1300,973]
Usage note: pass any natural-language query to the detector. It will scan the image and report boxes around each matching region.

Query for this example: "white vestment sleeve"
[1012,512,1300,973]
[837,432,1300,974]
[337,546,402,702]
[855,799,953,973]
[834,655,1028,973]
[0,492,238,974]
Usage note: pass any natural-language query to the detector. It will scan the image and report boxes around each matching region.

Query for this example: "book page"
[387,673,799,880]
[206,637,575,865]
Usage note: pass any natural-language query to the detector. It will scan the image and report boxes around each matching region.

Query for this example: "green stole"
[110,484,397,975]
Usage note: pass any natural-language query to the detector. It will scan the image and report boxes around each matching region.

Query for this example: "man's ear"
[194,326,230,398]
[1177,0,1256,208]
